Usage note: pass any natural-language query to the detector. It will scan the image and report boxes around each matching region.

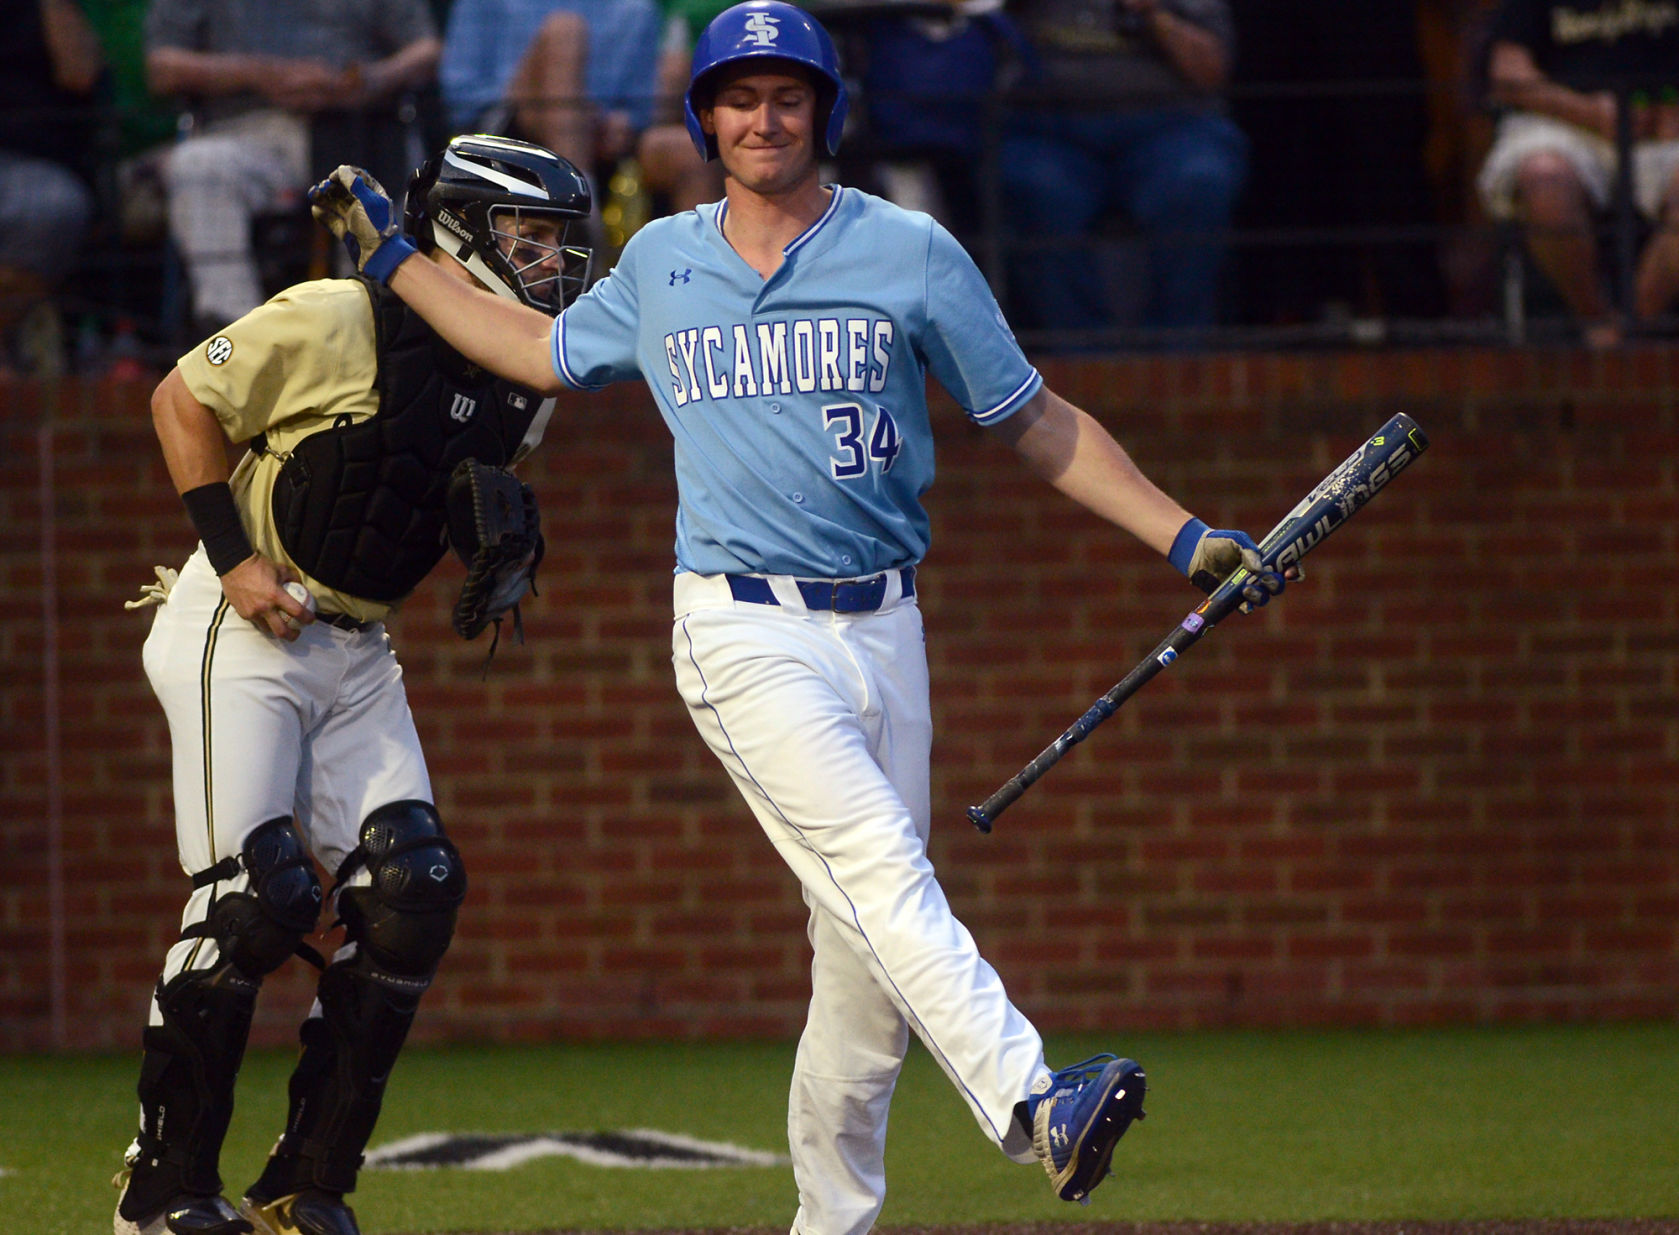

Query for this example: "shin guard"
[250,801,465,1199]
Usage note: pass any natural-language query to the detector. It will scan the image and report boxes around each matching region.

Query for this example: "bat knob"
[966,805,993,834]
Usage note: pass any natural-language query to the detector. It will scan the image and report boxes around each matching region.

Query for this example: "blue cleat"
[1028,1054,1146,1204]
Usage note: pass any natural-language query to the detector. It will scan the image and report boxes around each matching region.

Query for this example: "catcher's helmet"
[404,135,593,315]
[684,0,848,161]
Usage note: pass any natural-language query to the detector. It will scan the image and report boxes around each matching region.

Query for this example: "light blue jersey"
[551,187,1042,577]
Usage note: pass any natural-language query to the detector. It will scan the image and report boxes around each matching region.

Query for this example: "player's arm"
[151,368,311,638]
[309,165,564,394]
[995,387,1191,554]
[996,387,1293,600]
[387,255,562,394]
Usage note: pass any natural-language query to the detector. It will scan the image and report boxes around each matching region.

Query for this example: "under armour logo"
[669,268,692,285]
[448,392,478,423]
[743,12,780,44]
[1049,1126,1069,1150]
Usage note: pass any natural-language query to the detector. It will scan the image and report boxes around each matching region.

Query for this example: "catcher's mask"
[404,135,593,315]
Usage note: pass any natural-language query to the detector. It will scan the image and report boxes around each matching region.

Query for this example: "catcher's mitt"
[446,458,544,645]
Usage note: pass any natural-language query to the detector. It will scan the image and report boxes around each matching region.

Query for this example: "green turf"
[4,1023,1676,1234]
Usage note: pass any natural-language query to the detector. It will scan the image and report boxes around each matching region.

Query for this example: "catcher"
[112,135,589,1235]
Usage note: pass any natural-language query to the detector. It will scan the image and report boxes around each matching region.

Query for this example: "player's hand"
[220,555,315,641]
[1173,520,1297,613]
[308,165,416,283]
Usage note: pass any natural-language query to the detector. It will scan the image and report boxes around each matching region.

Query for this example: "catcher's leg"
[118,818,322,1233]
[242,800,465,1231]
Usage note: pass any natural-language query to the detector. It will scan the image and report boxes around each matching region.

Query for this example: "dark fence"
[8,67,1675,370]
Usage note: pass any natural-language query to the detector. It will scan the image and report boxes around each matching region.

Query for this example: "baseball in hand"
[283,581,317,627]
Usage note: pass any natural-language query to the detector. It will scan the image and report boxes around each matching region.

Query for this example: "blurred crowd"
[5,0,1679,376]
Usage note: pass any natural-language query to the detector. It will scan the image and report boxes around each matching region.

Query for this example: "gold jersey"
[177,279,391,623]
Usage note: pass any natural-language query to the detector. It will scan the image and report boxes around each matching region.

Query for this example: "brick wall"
[2,346,1675,1053]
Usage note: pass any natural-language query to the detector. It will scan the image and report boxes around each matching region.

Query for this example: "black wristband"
[181,482,255,575]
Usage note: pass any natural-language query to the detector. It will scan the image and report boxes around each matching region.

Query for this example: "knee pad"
[255,803,464,1198]
[337,800,466,978]
[197,816,323,980]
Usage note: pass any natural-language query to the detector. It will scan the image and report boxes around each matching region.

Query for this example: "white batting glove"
[123,564,180,610]
[308,165,417,283]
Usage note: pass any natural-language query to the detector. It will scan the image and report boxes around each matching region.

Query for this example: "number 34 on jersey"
[663,315,903,482]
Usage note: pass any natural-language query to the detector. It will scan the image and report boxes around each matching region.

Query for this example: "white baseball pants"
[141,548,431,1010]
[672,571,1048,1235]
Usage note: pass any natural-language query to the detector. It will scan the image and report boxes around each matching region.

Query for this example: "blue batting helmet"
[683,0,849,160]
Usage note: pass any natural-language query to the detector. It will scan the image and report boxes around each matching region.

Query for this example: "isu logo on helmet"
[742,12,779,44]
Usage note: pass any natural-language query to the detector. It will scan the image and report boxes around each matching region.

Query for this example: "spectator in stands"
[852,1,1027,241]
[634,0,728,213]
[145,0,441,338]
[1418,0,1505,320]
[1000,0,1247,344]
[87,0,177,162]
[1477,0,1679,347]
[1,0,103,377]
[83,0,186,346]
[440,0,731,256]
[439,0,663,187]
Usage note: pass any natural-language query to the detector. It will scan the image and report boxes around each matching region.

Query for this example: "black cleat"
[114,1177,253,1235]
[240,1189,362,1235]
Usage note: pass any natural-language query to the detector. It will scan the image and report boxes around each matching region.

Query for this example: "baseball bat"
[966,412,1430,833]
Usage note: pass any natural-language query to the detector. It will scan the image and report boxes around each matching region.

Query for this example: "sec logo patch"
[206,336,233,365]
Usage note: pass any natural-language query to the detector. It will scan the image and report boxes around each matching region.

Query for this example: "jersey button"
[768,402,782,414]
[792,492,805,503]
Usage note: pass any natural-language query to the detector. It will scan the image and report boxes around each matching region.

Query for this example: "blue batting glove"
[1170,518,1285,612]
[309,165,417,283]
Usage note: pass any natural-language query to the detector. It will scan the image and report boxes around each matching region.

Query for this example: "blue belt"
[726,567,916,613]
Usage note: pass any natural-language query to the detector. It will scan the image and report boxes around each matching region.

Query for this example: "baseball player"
[113,136,592,1235]
[310,4,1289,1231]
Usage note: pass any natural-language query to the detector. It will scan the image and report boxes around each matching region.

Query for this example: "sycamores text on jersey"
[664,316,895,407]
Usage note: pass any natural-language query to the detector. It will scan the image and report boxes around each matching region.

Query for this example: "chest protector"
[270,278,550,602]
